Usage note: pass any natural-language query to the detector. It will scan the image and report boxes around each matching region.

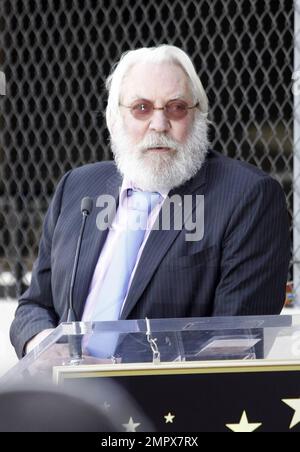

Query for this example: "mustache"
[136,134,180,152]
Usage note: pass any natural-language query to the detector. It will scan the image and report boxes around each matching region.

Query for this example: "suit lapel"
[74,171,123,319]
[121,160,208,319]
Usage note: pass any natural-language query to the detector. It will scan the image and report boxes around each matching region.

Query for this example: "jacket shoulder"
[57,161,120,201]
[69,161,118,180]
[206,150,279,189]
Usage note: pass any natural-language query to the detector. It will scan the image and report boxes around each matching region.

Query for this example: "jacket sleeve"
[212,176,291,316]
[10,171,71,359]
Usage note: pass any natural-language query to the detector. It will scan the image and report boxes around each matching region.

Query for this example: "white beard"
[110,114,209,192]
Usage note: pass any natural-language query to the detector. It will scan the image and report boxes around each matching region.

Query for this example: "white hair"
[105,45,209,134]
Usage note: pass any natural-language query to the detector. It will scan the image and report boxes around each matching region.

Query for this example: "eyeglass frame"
[119,99,200,121]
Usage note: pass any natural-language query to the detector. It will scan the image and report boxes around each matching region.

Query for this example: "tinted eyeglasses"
[119,99,200,121]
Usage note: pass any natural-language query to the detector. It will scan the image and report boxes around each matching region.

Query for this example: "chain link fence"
[0,0,294,300]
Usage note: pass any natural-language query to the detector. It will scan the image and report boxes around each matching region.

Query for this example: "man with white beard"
[11,45,290,359]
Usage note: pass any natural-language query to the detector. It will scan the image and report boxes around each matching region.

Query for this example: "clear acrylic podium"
[4,315,300,381]
[3,315,300,432]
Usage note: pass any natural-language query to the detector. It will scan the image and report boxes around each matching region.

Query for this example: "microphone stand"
[67,197,93,362]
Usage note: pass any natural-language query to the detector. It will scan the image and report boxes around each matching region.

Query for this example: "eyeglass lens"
[130,100,195,120]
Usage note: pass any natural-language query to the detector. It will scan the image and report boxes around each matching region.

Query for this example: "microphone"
[67,196,93,360]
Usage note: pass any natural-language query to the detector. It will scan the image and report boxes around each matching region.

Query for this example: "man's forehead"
[126,93,187,103]
[120,62,191,101]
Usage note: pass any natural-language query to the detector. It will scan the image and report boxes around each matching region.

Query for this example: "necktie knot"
[127,189,162,215]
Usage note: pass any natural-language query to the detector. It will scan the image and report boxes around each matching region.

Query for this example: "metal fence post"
[0,71,5,96]
[294,0,300,305]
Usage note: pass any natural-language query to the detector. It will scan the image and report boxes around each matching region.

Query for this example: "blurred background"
[0,0,295,372]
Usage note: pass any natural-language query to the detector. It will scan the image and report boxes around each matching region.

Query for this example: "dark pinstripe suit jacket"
[10,150,291,358]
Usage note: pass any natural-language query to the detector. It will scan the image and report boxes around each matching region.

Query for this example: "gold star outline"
[122,417,141,432]
[226,411,262,432]
[164,412,175,424]
[282,398,300,429]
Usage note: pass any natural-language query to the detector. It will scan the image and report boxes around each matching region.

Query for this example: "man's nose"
[148,109,171,133]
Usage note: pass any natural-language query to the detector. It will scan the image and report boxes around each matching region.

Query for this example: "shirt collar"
[120,178,169,205]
